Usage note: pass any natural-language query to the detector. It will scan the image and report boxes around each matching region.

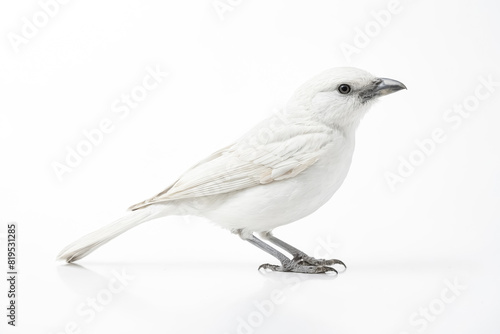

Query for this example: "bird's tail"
[56,206,162,263]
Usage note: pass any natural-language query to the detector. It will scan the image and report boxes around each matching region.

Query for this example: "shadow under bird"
[57,67,406,274]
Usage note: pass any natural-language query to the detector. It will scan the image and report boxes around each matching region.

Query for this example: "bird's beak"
[360,78,407,101]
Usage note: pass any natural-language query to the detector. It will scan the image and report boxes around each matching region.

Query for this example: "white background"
[1,0,500,333]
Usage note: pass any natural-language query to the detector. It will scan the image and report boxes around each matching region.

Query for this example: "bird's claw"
[293,255,346,270]
[258,262,338,274]
[258,263,281,272]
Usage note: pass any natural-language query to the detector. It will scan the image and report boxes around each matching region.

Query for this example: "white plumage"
[57,67,405,272]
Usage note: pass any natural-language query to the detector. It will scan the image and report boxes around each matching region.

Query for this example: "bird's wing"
[128,122,336,210]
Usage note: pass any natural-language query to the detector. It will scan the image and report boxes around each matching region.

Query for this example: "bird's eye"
[338,84,351,94]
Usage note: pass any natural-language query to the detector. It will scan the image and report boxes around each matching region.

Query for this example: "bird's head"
[286,67,406,129]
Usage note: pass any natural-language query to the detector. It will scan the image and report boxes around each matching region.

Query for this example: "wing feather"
[129,121,336,210]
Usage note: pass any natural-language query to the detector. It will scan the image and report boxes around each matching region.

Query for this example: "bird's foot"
[293,255,346,271]
[258,262,337,274]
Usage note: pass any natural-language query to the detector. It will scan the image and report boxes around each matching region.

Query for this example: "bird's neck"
[336,119,360,137]
[284,103,363,137]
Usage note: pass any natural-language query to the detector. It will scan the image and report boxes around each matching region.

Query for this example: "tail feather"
[57,206,162,263]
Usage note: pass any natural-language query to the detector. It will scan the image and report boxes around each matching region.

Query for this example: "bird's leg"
[260,232,346,270]
[244,234,336,274]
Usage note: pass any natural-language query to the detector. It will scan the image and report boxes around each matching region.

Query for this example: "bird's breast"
[294,138,355,208]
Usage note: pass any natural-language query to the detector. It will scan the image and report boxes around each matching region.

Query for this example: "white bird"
[57,67,406,274]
